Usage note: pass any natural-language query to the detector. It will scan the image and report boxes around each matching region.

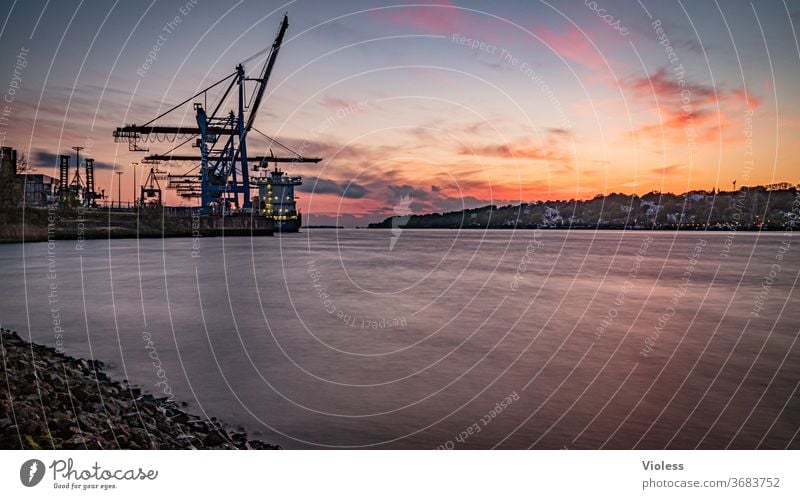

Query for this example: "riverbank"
[367,187,799,230]
[0,207,273,243]
[0,327,278,450]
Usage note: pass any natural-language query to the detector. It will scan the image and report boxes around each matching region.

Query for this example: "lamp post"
[72,146,84,181]
[71,146,84,202]
[115,171,124,208]
[131,162,138,207]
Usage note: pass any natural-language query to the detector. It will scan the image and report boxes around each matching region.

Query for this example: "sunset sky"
[1,0,798,225]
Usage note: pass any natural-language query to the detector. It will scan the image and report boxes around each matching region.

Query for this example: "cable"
[251,126,303,157]
[143,71,236,126]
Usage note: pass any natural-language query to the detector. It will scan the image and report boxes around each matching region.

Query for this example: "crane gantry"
[113,14,320,213]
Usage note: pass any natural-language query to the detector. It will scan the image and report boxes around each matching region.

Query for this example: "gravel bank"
[0,328,278,449]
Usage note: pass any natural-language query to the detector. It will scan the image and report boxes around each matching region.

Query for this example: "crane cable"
[251,126,303,158]
[143,71,237,127]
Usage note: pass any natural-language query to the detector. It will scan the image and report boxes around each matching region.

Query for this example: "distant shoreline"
[368,186,799,231]
[365,225,779,231]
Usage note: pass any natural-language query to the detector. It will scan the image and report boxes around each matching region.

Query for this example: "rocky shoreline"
[0,328,278,450]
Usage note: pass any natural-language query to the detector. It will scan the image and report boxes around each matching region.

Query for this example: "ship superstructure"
[253,166,302,232]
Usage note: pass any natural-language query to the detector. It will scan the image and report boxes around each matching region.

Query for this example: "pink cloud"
[536,25,608,71]
[623,69,761,145]
[369,1,468,35]
[319,95,361,110]
[729,88,762,110]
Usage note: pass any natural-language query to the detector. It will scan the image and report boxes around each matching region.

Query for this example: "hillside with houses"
[368,185,800,230]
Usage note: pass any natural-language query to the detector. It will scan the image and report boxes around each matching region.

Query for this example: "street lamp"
[131,162,138,207]
[115,171,124,208]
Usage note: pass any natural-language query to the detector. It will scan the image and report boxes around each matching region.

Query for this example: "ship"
[254,166,303,233]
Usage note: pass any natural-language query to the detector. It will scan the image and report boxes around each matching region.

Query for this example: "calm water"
[1,229,798,449]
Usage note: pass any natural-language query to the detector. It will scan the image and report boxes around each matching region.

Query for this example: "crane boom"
[246,14,289,132]
[144,154,321,163]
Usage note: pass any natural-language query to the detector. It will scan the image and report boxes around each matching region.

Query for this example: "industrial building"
[19,173,60,207]
[1,146,60,207]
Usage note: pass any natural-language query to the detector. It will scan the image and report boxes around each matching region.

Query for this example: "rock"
[157,418,172,433]
[130,429,151,447]
[175,433,201,448]
[76,359,91,374]
[71,386,89,401]
[203,429,229,447]
[63,435,87,449]
[77,413,93,427]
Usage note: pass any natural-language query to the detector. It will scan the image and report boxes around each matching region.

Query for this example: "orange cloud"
[458,143,546,160]
[651,163,687,175]
[456,129,576,173]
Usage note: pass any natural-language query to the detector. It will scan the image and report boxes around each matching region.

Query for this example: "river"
[0,229,797,449]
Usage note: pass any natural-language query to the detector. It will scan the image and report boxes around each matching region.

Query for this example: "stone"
[203,429,229,447]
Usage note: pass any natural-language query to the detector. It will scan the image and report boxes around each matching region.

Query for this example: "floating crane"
[113,14,320,213]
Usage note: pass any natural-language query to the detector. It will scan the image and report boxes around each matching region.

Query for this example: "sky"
[1,0,798,226]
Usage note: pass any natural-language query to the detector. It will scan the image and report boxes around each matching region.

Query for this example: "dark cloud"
[387,184,429,201]
[547,127,572,137]
[32,150,59,168]
[433,195,495,214]
[298,176,368,199]
[675,38,706,55]
[83,84,134,97]
[478,60,513,72]
[341,181,368,199]
[32,150,117,170]
[380,181,505,217]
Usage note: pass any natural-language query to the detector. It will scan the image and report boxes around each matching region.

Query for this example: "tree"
[16,152,32,173]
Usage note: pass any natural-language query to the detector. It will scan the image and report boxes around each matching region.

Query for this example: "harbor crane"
[140,167,163,206]
[113,14,320,213]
